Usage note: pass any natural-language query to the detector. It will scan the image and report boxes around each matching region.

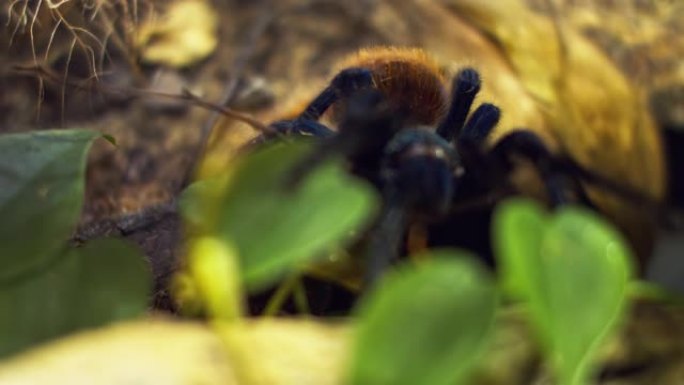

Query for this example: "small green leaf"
[348,252,498,385]
[0,130,103,281]
[0,238,150,358]
[494,199,633,385]
[182,142,378,291]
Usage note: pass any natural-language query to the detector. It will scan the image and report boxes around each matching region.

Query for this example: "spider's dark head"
[382,129,463,219]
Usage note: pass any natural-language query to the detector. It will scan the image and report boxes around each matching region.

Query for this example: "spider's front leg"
[436,68,481,142]
[437,69,581,206]
[252,67,376,145]
[252,68,384,187]
[421,99,505,268]
[299,67,375,121]
[285,87,401,189]
[436,68,501,145]
[435,68,501,188]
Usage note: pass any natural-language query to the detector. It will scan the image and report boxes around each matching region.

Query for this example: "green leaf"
[0,238,150,358]
[347,252,498,385]
[493,198,547,298]
[494,199,633,385]
[181,142,378,291]
[0,130,103,281]
[539,209,633,385]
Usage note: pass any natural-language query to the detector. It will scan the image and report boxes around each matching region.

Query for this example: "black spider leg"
[490,130,590,206]
[556,156,670,222]
[436,68,481,142]
[490,132,666,217]
[429,91,504,267]
[434,67,502,191]
[245,119,336,150]
[284,89,401,189]
[273,68,395,188]
[459,104,503,144]
[282,67,376,138]
[448,105,503,208]
[433,70,581,207]
[246,68,375,150]
[300,68,375,121]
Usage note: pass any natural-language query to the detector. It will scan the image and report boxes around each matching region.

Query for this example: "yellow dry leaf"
[447,0,666,261]
[135,0,218,68]
[444,0,563,107]
[0,318,351,385]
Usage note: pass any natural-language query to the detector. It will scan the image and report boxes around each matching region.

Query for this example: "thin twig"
[178,89,270,133]
[10,62,271,134]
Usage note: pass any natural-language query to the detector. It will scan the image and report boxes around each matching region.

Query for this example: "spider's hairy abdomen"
[335,47,449,126]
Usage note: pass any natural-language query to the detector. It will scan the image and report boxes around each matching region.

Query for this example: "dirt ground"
[1,1,683,384]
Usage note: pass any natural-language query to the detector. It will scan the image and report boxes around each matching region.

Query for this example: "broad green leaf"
[493,198,547,297]
[537,209,633,385]
[0,130,103,280]
[181,142,378,291]
[494,199,633,385]
[347,252,498,385]
[0,238,150,358]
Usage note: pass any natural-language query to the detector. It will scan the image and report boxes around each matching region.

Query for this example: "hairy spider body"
[331,47,448,126]
[258,46,660,284]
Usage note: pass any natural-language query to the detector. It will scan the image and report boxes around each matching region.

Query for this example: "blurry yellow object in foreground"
[173,237,243,320]
[0,319,349,385]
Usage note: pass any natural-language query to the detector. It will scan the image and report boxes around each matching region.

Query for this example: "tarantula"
[254,47,589,285]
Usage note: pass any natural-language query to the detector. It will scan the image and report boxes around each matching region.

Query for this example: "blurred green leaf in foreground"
[180,141,379,294]
[494,199,633,385]
[348,252,498,385]
[0,130,149,358]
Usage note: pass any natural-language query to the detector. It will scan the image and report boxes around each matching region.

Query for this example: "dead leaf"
[135,0,218,68]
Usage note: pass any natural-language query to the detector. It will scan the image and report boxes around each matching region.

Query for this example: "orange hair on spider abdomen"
[334,47,449,125]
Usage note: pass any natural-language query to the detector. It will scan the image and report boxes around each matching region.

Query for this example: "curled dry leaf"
[445,0,665,263]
